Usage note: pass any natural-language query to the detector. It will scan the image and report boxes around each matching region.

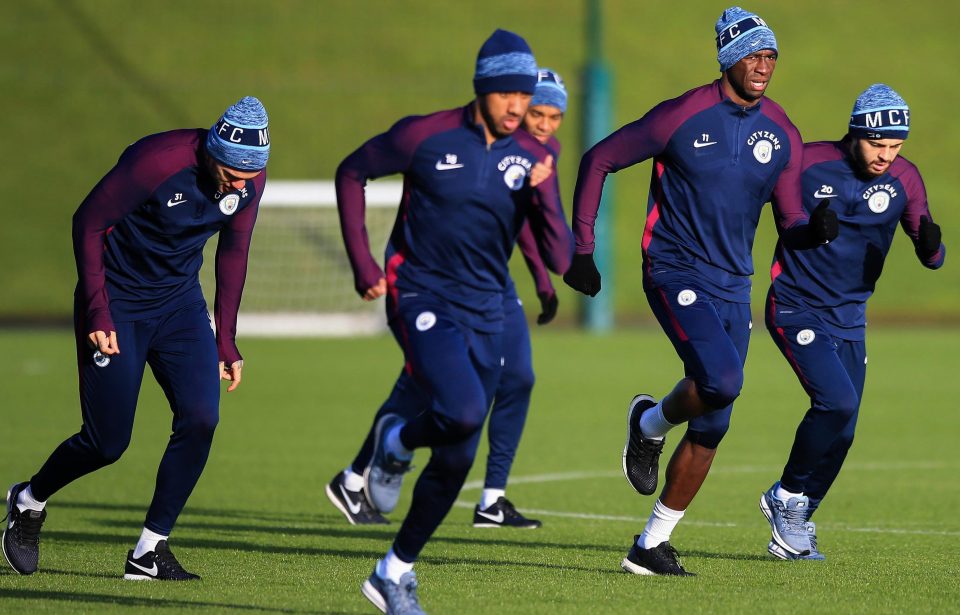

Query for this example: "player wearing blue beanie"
[3,97,269,581]
[564,6,837,576]
[332,29,572,613]
[761,83,943,561]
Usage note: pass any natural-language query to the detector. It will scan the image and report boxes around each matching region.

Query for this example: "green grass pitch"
[1,327,958,613]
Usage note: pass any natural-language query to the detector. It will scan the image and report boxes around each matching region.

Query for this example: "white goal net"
[200,180,402,336]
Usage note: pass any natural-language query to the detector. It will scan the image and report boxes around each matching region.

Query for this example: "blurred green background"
[3,0,957,323]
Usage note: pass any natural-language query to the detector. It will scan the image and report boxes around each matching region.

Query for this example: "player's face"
[478,92,532,141]
[206,157,262,194]
[852,137,904,177]
[723,50,777,106]
[523,105,564,144]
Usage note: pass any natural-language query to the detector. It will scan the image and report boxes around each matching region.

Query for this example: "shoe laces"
[660,542,687,572]
[628,432,664,465]
[498,498,521,519]
[386,572,422,613]
[154,545,190,575]
[11,508,45,546]
[778,501,809,532]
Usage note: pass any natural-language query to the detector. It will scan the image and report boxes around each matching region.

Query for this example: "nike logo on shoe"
[476,509,504,523]
[339,485,362,515]
[127,560,159,576]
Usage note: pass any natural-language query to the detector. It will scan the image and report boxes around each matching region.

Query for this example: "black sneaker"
[124,540,200,581]
[325,472,389,525]
[473,497,542,529]
[621,536,695,576]
[2,482,46,575]
[622,394,665,496]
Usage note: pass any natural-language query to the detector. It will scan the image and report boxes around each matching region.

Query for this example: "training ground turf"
[1,327,958,613]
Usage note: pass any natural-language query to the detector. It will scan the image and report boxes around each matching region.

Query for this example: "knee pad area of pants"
[697,368,743,410]
[176,408,220,441]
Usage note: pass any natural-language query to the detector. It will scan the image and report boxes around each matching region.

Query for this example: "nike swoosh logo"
[340,485,362,515]
[166,199,188,207]
[127,560,159,576]
[813,192,838,199]
[476,509,504,523]
[435,162,464,171]
[693,140,717,148]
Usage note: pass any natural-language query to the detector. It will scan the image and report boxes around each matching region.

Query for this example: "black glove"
[563,253,601,296]
[809,199,839,244]
[918,215,942,257]
[536,291,558,325]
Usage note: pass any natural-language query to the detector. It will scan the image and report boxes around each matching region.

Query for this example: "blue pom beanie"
[206,96,270,171]
[849,84,910,140]
[531,68,567,113]
[715,7,778,72]
[474,29,538,95]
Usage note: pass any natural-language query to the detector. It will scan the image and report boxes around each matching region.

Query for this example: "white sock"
[132,528,168,559]
[775,484,803,501]
[638,500,685,549]
[479,488,506,510]
[639,401,676,441]
[16,484,46,512]
[376,548,414,584]
[385,424,413,459]
[342,468,364,492]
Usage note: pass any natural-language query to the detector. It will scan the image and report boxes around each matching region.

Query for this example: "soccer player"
[563,7,838,575]
[325,67,568,532]
[760,84,945,560]
[469,67,569,529]
[335,30,573,613]
[2,97,270,580]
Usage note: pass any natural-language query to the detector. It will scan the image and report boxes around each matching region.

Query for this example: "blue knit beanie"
[474,29,538,95]
[849,84,910,140]
[531,68,567,113]
[715,7,778,72]
[206,96,270,171]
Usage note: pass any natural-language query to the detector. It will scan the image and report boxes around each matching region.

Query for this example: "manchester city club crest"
[503,164,527,191]
[753,139,773,164]
[796,329,816,345]
[867,190,891,213]
[219,193,240,215]
[677,289,697,306]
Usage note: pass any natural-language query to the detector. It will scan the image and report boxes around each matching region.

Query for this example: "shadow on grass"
[681,549,770,562]
[92,518,626,555]
[42,530,620,575]
[0,587,339,613]
[54,500,316,524]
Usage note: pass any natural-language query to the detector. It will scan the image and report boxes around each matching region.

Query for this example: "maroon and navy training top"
[572,80,811,303]
[336,104,573,332]
[769,140,946,340]
[72,129,265,365]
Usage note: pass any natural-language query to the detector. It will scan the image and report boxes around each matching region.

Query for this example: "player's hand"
[563,253,601,296]
[87,330,119,355]
[363,278,387,301]
[529,155,554,188]
[536,290,558,325]
[220,360,243,392]
[919,215,941,256]
[810,199,839,244]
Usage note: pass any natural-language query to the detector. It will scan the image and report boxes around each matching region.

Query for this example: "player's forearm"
[336,165,387,294]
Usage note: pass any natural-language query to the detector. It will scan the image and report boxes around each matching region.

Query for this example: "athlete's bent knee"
[697,369,743,410]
